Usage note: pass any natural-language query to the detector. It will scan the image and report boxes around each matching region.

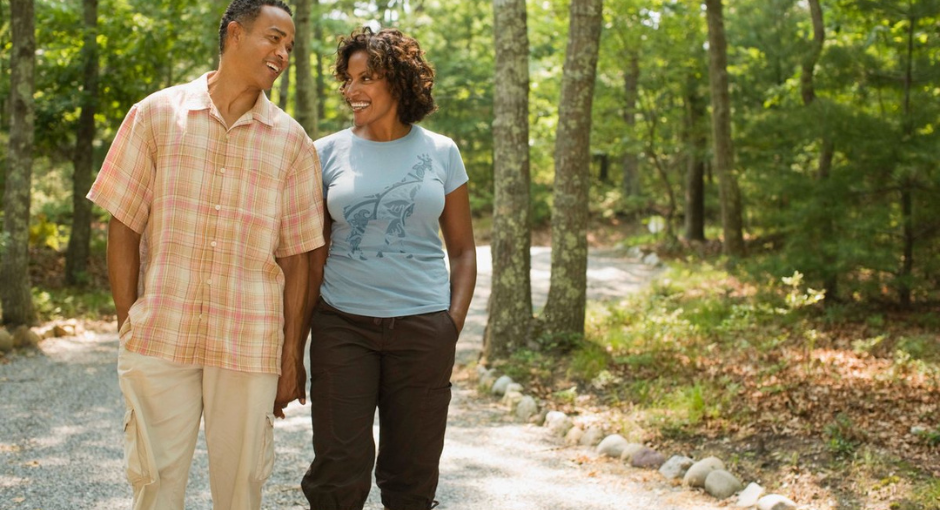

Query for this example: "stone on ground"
[515,396,538,421]
[683,456,725,488]
[595,434,629,458]
[659,455,694,480]
[757,495,798,510]
[704,469,744,499]
[12,326,40,349]
[630,447,666,469]
[491,375,514,396]
[0,329,13,353]
[565,426,585,446]
[618,443,646,464]
[545,411,573,437]
[579,427,605,447]
[736,483,765,508]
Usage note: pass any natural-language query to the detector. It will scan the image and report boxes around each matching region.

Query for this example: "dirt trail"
[0,247,725,509]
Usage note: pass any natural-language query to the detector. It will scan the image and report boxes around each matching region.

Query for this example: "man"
[87,1,323,508]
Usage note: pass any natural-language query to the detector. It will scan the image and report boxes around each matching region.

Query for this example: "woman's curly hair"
[334,27,437,125]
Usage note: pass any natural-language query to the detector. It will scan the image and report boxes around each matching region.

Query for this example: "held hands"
[273,353,306,419]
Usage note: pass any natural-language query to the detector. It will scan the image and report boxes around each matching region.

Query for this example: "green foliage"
[825,413,863,457]
[568,342,609,383]
[32,287,115,322]
[500,347,554,386]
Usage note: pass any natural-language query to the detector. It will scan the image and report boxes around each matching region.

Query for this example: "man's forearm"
[107,217,142,329]
[277,253,310,359]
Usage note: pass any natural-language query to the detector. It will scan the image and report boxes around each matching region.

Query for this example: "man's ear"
[227,20,243,47]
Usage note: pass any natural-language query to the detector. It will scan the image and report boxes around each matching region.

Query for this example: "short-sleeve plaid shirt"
[88,73,325,374]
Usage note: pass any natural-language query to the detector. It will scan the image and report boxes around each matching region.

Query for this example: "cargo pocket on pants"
[123,408,156,488]
[252,413,276,482]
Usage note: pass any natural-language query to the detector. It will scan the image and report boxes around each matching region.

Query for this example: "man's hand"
[273,350,306,418]
[274,252,310,419]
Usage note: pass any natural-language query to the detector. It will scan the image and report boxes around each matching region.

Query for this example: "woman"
[301,27,476,510]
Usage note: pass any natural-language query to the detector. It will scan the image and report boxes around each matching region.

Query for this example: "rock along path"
[0,247,724,509]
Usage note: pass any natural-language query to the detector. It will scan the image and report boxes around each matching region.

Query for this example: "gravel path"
[0,247,724,509]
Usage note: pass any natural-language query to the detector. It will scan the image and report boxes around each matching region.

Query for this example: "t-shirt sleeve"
[444,141,469,194]
[86,103,155,234]
[276,136,326,258]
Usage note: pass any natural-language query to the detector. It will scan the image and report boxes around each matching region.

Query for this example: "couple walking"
[87,1,476,509]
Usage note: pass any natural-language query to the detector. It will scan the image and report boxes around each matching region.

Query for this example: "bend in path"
[0,246,725,509]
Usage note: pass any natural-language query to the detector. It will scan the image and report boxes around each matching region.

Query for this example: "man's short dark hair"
[218,0,292,55]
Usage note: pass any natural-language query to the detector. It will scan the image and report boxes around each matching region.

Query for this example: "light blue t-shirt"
[315,126,469,317]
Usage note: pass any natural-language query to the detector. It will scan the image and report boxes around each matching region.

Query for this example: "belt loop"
[389,317,396,330]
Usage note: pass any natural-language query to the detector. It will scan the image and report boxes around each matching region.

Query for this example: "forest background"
[1,0,939,508]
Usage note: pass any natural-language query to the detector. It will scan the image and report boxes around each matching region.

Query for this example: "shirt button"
[215,204,221,211]
[220,168,226,174]
[211,241,217,247]
[206,279,212,285]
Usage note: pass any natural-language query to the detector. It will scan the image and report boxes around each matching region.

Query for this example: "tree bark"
[314,0,325,124]
[800,0,824,105]
[684,74,706,242]
[541,0,603,338]
[899,13,917,308]
[294,0,318,137]
[65,0,99,286]
[483,0,532,362]
[621,49,640,199]
[278,60,291,111]
[704,0,745,257]
[2,0,38,326]
[802,0,838,302]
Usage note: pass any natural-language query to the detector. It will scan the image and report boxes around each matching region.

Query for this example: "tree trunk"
[640,96,677,239]
[65,0,99,286]
[899,13,917,308]
[802,0,838,303]
[2,0,38,326]
[0,3,7,131]
[684,74,706,242]
[621,49,640,199]
[704,0,745,257]
[483,0,532,362]
[800,0,824,105]
[314,0,325,124]
[278,60,291,111]
[541,0,603,338]
[294,0,318,137]
[597,153,609,183]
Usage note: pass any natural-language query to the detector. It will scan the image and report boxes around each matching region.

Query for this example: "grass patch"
[500,259,940,509]
[32,286,116,322]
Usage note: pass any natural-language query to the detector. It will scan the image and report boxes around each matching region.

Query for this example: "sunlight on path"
[0,246,709,510]
[458,246,662,365]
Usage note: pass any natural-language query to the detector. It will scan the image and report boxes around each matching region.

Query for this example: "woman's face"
[342,50,400,133]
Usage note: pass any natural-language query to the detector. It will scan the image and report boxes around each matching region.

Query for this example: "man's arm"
[274,252,310,419]
[107,216,142,331]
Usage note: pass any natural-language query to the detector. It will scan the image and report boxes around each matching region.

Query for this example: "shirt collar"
[183,72,274,127]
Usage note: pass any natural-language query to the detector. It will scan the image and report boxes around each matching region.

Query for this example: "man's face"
[228,5,294,90]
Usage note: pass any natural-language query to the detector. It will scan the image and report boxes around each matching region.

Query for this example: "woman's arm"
[302,213,331,339]
[439,183,476,333]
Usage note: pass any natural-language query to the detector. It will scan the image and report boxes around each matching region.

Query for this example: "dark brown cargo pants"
[301,299,458,510]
